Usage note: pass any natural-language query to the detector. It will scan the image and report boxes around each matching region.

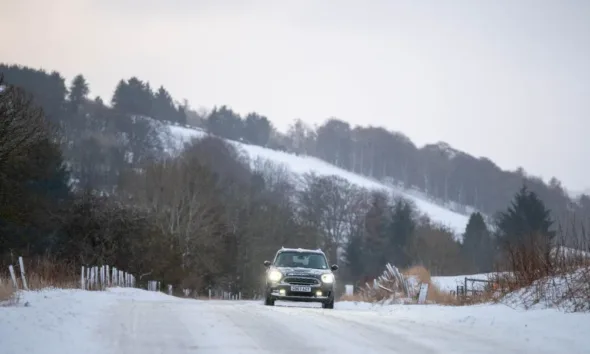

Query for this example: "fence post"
[81,266,85,289]
[208,289,211,300]
[89,267,94,290]
[95,266,99,289]
[86,267,90,290]
[464,277,468,298]
[8,265,18,289]
[18,257,28,290]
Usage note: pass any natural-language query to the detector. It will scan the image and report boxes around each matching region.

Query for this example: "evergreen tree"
[461,212,493,272]
[496,185,555,245]
[176,103,187,125]
[152,86,175,122]
[206,105,243,141]
[243,112,271,146]
[344,233,364,280]
[0,64,67,125]
[362,192,390,277]
[387,198,416,268]
[68,74,89,111]
[111,77,153,117]
[0,83,71,254]
[111,79,129,110]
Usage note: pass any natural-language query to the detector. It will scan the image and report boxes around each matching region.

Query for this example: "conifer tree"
[68,74,89,110]
[496,185,554,245]
[462,212,494,272]
[388,198,416,268]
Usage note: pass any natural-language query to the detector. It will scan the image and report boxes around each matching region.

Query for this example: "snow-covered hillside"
[161,124,471,237]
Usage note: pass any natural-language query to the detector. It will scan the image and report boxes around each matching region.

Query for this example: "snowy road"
[3,288,589,354]
[101,296,585,354]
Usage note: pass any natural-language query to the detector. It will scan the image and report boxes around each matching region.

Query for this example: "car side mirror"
[264,260,271,267]
[330,264,339,271]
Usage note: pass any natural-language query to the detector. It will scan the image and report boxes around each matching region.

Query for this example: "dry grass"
[343,264,499,306]
[23,257,79,290]
[346,264,466,305]
[489,225,590,312]
[0,256,80,305]
[0,275,18,305]
[402,266,461,305]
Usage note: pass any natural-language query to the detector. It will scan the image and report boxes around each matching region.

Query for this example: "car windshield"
[274,251,328,269]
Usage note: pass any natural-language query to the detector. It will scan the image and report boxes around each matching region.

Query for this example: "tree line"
[198,115,590,241]
[0,63,571,296]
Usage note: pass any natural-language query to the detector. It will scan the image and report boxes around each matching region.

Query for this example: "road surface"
[100,297,578,354]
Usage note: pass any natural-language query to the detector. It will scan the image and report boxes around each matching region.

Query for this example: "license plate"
[291,285,311,293]
[291,285,311,292]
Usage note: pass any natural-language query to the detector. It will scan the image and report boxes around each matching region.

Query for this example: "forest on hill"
[0,63,583,295]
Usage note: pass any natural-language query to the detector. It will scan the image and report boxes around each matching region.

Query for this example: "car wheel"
[322,297,334,309]
[264,295,275,306]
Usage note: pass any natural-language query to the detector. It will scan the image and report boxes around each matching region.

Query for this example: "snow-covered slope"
[162,124,471,236]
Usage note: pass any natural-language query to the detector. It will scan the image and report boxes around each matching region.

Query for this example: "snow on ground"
[431,273,498,293]
[163,124,470,236]
[332,301,590,353]
[2,287,589,354]
[0,288,178,354]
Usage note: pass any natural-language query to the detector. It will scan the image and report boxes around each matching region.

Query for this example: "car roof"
[276,247,325,255]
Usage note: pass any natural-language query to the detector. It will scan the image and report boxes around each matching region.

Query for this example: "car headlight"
[321,273,335,284]
[267,270,282,282]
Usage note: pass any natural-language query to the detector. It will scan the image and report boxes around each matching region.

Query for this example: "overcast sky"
[1,0,589,192]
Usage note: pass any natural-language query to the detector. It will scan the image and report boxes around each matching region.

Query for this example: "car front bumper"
[267,282,334,302]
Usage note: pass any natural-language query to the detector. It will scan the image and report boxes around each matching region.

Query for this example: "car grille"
[283,277,320,285]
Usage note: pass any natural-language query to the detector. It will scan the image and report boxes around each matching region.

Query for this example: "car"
[263,247,338,309]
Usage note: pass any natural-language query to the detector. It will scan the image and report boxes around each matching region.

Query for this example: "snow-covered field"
[162,124,471,236]
[431,273,498,293]
[1,287,589,354]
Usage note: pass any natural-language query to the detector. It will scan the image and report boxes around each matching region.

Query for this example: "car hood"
[272,267,331,277]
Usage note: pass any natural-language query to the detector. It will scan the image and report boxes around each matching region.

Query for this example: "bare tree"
[120,151,227,290]
[298,174,364,265]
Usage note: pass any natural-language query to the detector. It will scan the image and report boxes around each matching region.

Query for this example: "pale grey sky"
[1,0,589,192]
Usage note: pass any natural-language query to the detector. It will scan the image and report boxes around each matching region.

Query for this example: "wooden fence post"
[86,267,90,290]
[8,265,18,289]
[18,257,28,290]
[81,266,85,289]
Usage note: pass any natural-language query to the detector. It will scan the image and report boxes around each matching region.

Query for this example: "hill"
[163,123,471,237]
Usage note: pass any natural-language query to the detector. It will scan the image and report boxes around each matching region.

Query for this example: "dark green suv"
[263,247,338,309]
